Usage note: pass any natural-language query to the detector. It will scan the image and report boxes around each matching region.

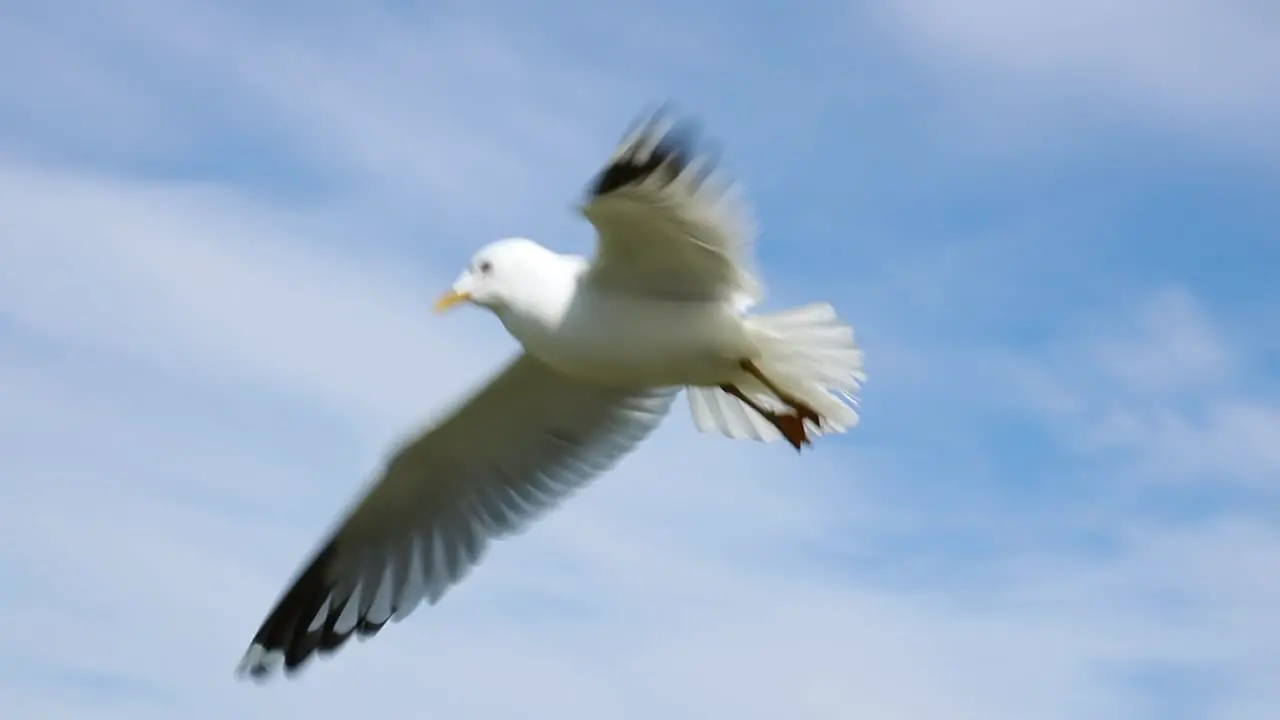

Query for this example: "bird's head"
[434,237,568,317]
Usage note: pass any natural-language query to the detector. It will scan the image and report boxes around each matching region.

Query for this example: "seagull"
[236,109,867,680]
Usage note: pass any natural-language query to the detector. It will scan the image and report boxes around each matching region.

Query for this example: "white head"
[433,237,572,318]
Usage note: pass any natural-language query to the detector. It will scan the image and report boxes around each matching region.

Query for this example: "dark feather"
[240,541,390,680]
[588,108,717,199]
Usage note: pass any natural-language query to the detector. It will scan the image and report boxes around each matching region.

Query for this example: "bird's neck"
[494,254,581,344]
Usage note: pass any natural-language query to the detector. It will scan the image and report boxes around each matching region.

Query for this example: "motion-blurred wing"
[580,108,762,307]
[237,354,676,679]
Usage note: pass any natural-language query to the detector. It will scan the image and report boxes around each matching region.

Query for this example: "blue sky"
[1,0,1277,717]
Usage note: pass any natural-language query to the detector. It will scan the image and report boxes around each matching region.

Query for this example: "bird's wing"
[237,354,677,680]
[580,109,763,307]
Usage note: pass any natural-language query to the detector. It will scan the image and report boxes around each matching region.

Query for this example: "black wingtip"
[588,106,714,199]
[237,541,374,682]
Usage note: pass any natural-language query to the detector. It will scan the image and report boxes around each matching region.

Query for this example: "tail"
[687,303,866,444]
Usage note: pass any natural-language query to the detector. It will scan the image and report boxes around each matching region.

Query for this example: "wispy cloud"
[2,1,1278,719]
[874,0,1280,162]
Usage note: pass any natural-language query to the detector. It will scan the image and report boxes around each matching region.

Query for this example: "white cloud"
[0,160,494,430]
[997,286,1280,492]
[877,0,1280,159]
[1084,288,1233,396]
[0,1,640,243]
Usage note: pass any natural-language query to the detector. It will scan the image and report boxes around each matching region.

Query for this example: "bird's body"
[492,247,757,387]
[237,109,867,680]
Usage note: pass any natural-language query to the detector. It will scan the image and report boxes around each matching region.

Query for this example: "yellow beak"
[433,289,471,314]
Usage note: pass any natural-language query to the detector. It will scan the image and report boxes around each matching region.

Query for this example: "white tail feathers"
[687,302,866,444]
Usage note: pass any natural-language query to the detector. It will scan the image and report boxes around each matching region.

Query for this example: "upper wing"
[580,109,763,306]
[237,354,677,680]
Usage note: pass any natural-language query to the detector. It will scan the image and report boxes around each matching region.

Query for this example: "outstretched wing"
[580,108,762,307]
[237,354,676,680]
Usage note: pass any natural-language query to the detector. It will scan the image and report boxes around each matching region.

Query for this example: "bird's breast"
[507,291,754,387]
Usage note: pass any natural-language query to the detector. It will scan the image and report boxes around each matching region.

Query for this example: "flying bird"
[237,109,867,680]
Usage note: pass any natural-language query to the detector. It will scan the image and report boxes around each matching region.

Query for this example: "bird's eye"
[477,260,493,274]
